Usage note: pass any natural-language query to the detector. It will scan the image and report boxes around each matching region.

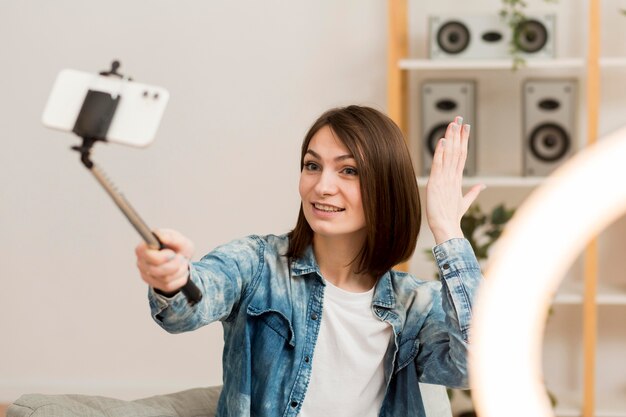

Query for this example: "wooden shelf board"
[552,281,626,306]
[600,57,626,68]
[399,58,584,70]
[399,57,626,71]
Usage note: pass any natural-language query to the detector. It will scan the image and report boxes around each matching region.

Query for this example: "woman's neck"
[312,233,375,293]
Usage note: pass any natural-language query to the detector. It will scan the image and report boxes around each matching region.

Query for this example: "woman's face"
[299,125,366,241]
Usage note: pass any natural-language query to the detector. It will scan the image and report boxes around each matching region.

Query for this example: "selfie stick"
[69,62,203,306]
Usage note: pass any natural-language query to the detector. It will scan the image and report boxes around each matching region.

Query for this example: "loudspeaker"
[429,14,555,59]
[523,79,577,176]
[421,80,476,176]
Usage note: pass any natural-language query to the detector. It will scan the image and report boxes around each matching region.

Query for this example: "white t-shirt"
[299,279,393,417]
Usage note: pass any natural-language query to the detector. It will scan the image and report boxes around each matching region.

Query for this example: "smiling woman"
[131,104,485,417]
[289,106,421,283]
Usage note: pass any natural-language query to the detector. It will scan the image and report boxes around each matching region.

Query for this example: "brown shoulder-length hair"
[287,105,421,279]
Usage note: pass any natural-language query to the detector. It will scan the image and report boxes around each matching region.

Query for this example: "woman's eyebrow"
[305,149,355,162]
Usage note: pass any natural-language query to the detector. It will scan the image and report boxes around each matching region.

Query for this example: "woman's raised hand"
[425,116,485,245]
[135,229,195,295]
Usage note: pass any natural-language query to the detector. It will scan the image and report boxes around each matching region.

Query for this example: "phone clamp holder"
[68,61,203,306]
[99,60,132,80]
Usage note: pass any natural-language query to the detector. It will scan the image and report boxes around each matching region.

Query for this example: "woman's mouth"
[312,203,345,213]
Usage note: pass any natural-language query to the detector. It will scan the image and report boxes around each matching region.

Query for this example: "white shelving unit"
[388,1,626,417]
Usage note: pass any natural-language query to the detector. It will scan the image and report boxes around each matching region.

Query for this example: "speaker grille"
[436,21,471,54]
[515,19,549,53]
[529,123,570,162]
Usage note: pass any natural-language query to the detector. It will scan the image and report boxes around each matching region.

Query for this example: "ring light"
[470,125,626,417]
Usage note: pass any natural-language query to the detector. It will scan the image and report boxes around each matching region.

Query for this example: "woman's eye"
[342,167,358,176]
[304,161,320,171]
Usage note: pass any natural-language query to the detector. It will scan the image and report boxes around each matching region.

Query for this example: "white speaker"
[421,80,476,176]
[429,14,555,60]
[523,79,577,176]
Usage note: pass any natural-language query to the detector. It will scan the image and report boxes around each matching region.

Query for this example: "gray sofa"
[7,384,452,417]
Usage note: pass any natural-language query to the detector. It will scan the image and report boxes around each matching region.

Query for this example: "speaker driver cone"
[529,123,570,162]
[515,19,548,53]
[437,21,471,54]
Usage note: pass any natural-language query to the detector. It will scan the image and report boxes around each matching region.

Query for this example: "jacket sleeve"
[415,238,483,388]
[148,235,265,334]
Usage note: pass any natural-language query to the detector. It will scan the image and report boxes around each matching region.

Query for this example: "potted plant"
[461,203,515,262]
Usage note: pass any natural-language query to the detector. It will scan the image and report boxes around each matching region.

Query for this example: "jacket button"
[311,313,318,321]
[443,263,450,270]
[304,356,310,363]
[291,401,298,408]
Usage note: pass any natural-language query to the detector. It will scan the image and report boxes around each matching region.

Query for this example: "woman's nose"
[315,171,338,196]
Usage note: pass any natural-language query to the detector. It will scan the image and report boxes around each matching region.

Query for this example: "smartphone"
[42,69,169,147]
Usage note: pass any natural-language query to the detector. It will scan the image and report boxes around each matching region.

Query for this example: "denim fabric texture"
[149,234,482,417]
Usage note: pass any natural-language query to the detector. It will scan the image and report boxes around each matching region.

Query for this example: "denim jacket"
[149,234,482,417]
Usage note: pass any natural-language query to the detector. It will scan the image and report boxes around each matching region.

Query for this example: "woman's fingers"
[441,122,455,171]
[431,136,444,175]
[456,123,471,175]
[137,253,189,290]
[135,243,177,265]
[134,228,194,294]
[147,254,186,277]
[153,229,195,259]
[434,116,465,177]
[137,252,185,278]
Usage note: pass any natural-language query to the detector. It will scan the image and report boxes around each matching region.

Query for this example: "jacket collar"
[372,271,395,309]
[290,245,396,310]
[290,244,319,277]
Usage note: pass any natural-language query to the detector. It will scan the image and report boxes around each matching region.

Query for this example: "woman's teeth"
[314,203,344,212]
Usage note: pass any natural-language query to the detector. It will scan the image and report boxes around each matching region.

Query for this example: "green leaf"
[491,204,515,224]
[475,244,489,259]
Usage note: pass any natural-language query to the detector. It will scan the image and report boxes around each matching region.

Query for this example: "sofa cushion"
[7,387,222,417]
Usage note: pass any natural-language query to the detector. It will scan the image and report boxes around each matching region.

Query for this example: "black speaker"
[421,80,476,176]
[523,79,577,176]
[429,14,555,59]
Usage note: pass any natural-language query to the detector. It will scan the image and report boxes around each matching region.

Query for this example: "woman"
[135,105,484,417]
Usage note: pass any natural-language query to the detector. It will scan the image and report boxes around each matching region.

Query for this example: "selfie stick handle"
[73,139,203,306]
